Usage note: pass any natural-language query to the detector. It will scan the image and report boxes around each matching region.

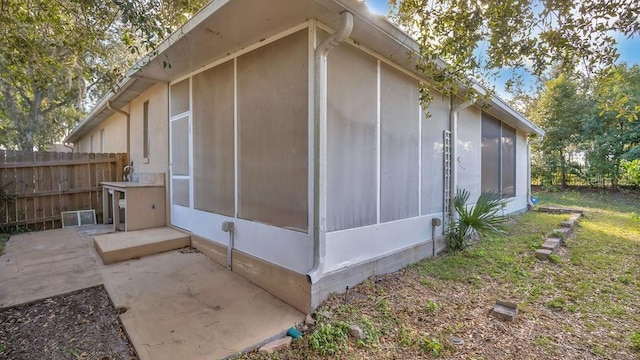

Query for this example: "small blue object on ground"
[287,327,302,339]
[531,197,539,205]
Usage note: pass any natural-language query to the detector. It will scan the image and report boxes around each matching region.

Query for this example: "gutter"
[308,11,354,284]
[527,134,544,208]
[449,97,476,221]
[107,102,131,156]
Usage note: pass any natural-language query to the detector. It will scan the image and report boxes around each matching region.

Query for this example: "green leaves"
[391,0,638,105]
[447,188,509,251]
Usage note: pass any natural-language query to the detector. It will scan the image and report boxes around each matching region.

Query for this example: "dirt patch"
[0,286,137,360]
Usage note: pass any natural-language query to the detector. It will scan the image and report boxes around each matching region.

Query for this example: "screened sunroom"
[112,0,543,312]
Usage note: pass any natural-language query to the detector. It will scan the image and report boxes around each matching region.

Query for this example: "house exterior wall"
[74,112,127,153]
[129,83,169,175]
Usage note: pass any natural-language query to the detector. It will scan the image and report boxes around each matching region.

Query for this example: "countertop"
[101,181,165,188]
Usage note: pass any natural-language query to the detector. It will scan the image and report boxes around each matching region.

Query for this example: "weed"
[398,325,416,347]
[549,253,561,264]
[631,331,640,350]
[422,299,439,314]
[308,321,350,356]
[618,275,632,285]
[0,233,8,254]
[356,316,380,347]
[546,297,566,311]
[66,349,82,359]
[419,337,443,356]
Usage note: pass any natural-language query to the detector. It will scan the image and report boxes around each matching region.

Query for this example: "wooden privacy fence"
[0,151,128,231]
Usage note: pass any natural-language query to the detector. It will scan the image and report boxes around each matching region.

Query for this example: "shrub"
[419,337,443,356]
[446,189,509,251]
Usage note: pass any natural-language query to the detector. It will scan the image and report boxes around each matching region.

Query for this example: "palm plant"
[447,188,509,251]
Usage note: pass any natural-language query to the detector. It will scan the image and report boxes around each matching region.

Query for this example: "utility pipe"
[107,102,131,156]
[527,134,544,208]
[307,11,354,284]
[449,97,476,222]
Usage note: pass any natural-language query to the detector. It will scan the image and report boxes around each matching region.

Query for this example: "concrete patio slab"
[0,228,103,308]
[102,251,303,360]
[0,228,304,359]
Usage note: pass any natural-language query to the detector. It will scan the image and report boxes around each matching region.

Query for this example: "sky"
[363,0,640,96]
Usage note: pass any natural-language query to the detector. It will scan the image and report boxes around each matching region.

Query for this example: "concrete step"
[541,238,562,251]
[537,206,584,214]
[535,248,553,260]
[94,227,190,265]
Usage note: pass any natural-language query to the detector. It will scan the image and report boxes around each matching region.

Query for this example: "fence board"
[0,151,128,231]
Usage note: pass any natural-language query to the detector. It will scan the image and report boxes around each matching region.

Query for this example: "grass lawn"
[238,189,640,359]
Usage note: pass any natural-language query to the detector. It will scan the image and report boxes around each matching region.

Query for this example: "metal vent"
[61,210,96,228]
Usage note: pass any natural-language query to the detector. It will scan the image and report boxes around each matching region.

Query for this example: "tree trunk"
[560,149,568,189]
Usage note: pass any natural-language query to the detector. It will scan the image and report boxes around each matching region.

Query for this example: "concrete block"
[305,314,315,326]
[491,301,518,321]
[541,238,561,251]
[560,220,573,228]
[535,249,553,260]
[551,228,572,241]
[258,336,292,353]
[349,324,366,339]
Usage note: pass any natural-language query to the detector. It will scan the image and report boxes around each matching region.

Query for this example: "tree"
[390,0,639,99]
[0,0,208,151]
[528,74,586,188]
[583,64,640,190]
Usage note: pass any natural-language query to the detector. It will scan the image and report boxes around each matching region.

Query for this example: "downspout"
[449,97,476,222]
[307,11,354,284]
[107,102,130,156]
[527,134,544,208]
[63,143,74,153]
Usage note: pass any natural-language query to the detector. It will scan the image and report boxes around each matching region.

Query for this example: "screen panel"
[502,124,516,198]
[192,61,235,216]
[171,117,190,176]
[380,63,419,222]
[237,30,308,231]
[326,44,378,231]
[481,114,501,194]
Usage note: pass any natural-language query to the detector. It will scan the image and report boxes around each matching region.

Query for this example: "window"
[481,114,516,198]
[100,129,105,153]
[143,101,150,159]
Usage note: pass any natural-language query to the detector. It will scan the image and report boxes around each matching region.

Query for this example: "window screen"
[502,125,516,198]
[421,93,449,215]
[237,30,308,231]
[380,64,419,222]
[170,79,190,116]
[481,114,516,198]
[481,114,501,194]
[192,61,235,216]
[171,117,189,176]
[326,44,377,231]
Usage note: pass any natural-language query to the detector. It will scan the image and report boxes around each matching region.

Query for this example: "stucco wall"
[129,83,169,174]
[74,112,127,154]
